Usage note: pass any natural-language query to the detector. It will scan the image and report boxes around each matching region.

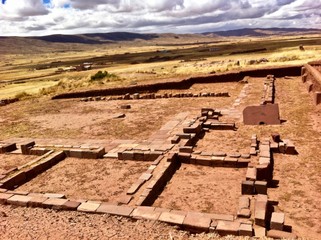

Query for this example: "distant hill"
[203,28,321,37]
[32,32,159,44]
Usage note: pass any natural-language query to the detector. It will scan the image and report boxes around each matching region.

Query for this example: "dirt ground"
[17,158,149,202]
[153,164,246,214]
[0,83,241,141]
[0,76,321,239]
[0,204,249,240]
[0,154,35,174]
[194,130,251,154]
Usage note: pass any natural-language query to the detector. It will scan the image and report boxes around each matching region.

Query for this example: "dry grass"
[1,34,321,99]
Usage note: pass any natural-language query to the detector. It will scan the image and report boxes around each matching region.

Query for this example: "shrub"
[90,71,116,81]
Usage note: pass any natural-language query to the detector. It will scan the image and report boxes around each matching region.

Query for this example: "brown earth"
[0,204,227,240]
[0,76,321,239]
[0,154,35,174]
[0,82,241,141]
[17,158,150,202]
[153,164,246,214]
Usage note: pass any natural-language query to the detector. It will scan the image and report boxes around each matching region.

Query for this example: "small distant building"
[75,62,93,71]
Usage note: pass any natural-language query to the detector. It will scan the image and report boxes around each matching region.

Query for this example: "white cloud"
[0,0,320,36]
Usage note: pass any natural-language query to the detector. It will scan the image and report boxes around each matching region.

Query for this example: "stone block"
[211,156,224,167]
[255,210,267,227]
[267,230,297,239]
[132,206,161,221]
[237,208,251,218]
[306,81,313,92]
[133,151,145,161]
[279,142,285,153]
[216,221,240,236]
[0,143,17,153]
[43,198,68,210]
[20,141,35,155]
[7,195,32,207]
[246,167,257,181]
[255,181,268,194]
[61,200,81,210]
[139,173,152,181]
[159,211,186,225]
[183,212,211,233]
[28,196,48,208]
[195,156,212,166]
[254,226,266,237]
[239,223,253,236]
[284,139,296,155]
[77,202,101,213]
[259,150,270,158]
[242,180,254,195]
[117,151,124,160]
[259,157,270,165]
[250,147,257,155]
[243,104,281,125]
[96,204,134,217]
[270,142,279,152]
[151,156,163,165]
[256,164,270,181]
[117,195,133,205]
[228,153,241,158]
[0,193,14,204]
[171,136,180,144]
[271,212,285,230]
[122,151,134,160]
[179,146,193,153]
[238,196,250,209]
[237,158,250,168]
[314,92,321,105]
[127,179,145,195]
[1,171,26,189]
[240,154,250,159]
[223,157,237,167]
[44,193,66,199]
[212,152,226,157]
[148,151,163,161]
[177,152,191,163]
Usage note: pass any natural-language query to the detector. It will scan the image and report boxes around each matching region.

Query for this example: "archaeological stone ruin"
[1,63,319,238]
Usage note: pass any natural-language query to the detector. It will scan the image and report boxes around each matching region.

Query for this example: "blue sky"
[0,0,320,36]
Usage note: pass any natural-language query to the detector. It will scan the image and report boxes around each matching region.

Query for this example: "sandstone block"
[216,221,240,236]
[239,223,253,236]
[96,204,134,217]
[183,212,211,233]
[159,211,186,225]
[242,180,254,195]
[77,202,100,213]
[271,212,285,230]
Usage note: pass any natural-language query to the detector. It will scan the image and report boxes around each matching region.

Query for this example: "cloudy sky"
[0,0,320,36]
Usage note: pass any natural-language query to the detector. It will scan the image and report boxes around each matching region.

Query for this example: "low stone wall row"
[0,151,66,190]
[261,75,275,105]
[301,64,321,105]
[0,98,19,107]
[52,65,301,99]
[80,92,229,102]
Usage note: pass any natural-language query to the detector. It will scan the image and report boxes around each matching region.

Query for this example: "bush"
[90,71,116,81]
[15,91,31,100]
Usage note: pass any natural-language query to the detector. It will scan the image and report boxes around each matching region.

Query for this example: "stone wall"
[52,65,301,99]
[302,64,321,105]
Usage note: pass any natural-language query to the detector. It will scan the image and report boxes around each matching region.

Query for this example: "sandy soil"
[153,164,246,214]
[0,204,247,240]
[0,83,240,140]
[17,158,149,202]
[0,77,321,239]
[194,130,251,154]
[0,154,35,174]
